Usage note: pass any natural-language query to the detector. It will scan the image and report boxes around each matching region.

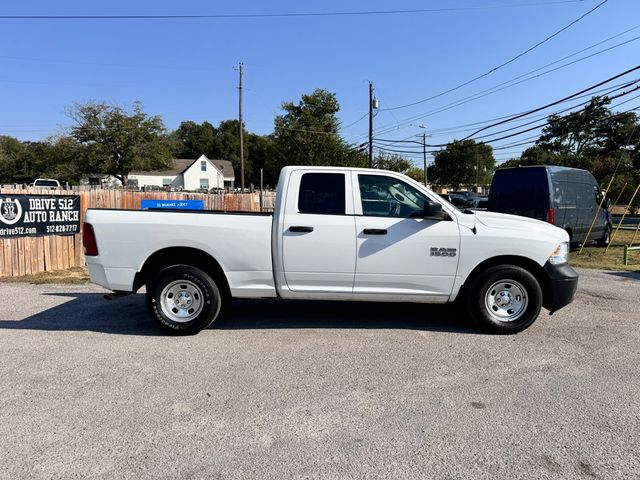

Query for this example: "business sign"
[0,195,81,238]
[141,199,205,210]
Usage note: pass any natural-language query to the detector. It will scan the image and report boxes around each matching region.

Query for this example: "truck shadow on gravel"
[0,293,482,336]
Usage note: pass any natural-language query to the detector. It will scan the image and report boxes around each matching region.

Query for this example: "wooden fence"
[0,187,261,277]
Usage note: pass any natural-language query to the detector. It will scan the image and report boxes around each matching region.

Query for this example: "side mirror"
[605,198,612,209]
[422,201,445,220]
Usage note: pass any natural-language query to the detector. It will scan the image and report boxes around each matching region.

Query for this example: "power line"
[419,79,640,137]
[463,64,640,139]
[354,78,634,142]
[340,112,369,130]
[444,84,640,146]
[379,0,608,111]
[387,34,640,132]
[374,102,640,157]
[363,29,640,140]
[0,2,589,20]
[370,81,640,148]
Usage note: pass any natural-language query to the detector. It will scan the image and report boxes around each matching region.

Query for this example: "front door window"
[359,174,428,218]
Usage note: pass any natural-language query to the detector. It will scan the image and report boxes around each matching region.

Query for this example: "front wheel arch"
[459,256,551,310]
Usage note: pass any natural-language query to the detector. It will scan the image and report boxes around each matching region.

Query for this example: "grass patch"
[571,229,640,271]
[0,267,89,285]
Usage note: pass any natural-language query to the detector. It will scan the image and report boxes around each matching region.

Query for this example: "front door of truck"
[353,173,460,298]
[281,171,356,293]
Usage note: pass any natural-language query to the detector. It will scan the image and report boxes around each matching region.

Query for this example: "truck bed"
[84,208,276,297]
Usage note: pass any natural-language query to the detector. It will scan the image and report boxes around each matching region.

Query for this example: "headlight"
[549,242,569,265]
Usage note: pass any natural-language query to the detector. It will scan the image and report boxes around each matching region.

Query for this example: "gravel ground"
[0,267,639,479]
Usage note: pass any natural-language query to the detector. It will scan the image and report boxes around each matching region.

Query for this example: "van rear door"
[488,168,550,221]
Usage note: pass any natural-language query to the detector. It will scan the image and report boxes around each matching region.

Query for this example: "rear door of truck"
[280,170,356,293]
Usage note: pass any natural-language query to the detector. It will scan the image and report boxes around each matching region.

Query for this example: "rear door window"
[298,173,346,215]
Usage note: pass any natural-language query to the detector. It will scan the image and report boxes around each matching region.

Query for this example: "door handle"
[363,228,387,235]
[289,226,314,233]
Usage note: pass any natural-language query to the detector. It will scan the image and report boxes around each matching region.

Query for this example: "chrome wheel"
[484,279,528,322]
[160,280,204,323]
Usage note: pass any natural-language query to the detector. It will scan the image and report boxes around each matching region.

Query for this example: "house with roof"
[128,155,235,191]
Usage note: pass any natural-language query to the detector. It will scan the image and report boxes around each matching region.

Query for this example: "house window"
[162,178,171,186]
[201,161,207,172]
[200,178,209,189]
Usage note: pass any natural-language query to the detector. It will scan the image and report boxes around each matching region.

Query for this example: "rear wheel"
[466,265,543,334]
[597,225,611,247]
[146,264,222,335]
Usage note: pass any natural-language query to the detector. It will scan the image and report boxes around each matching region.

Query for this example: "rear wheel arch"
[460,255,551,308]
[134,247,231,301]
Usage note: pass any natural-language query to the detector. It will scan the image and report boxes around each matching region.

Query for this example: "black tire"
[565,229,577,249]
[146,264,222,335]
[465,265,543,334]
[596,225,611,247]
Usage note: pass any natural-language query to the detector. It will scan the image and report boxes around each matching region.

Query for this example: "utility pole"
[417,124,430,187]
[368,81,374,168]
[238,62,245,191]
[422,132,428,187]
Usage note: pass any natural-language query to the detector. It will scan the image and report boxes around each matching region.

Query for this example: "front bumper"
[543,261,579,313]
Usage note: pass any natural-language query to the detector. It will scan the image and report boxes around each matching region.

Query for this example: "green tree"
[0,136,24,183]
[214,120,253,181]
[45,136,83,183]
[170,120,216,158]
[68,101,172,184]
[529,96,639,201]
[405,167,425,183]
[246,133,279,187]
[430,140,495,189]
[374,152,412,173]
[169,119,254,185]
[274,89,366,169]
[538,97,637,160]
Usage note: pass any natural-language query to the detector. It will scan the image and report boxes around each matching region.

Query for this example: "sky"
[0,0,638,165]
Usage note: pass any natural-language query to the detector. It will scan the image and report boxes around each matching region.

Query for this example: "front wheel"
[466,265,543,334]
[146,265,222,335]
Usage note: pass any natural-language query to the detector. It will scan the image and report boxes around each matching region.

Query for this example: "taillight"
[546,208,555,224]
[82,222,99,256]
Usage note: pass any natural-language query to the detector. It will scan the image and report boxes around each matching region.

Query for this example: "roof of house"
[209,159,235,179]
[130,159,195,177]
[130,157,235,180]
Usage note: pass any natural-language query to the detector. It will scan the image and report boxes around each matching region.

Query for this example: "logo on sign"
[0,198,22,225]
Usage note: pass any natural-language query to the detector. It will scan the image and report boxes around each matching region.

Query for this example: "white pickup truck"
[84,166,578,334]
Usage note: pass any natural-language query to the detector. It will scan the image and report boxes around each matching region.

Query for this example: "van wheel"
[564,229,576,248]
[466,265,543,334]
[597,225,611,247]
[146,265,222,335]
